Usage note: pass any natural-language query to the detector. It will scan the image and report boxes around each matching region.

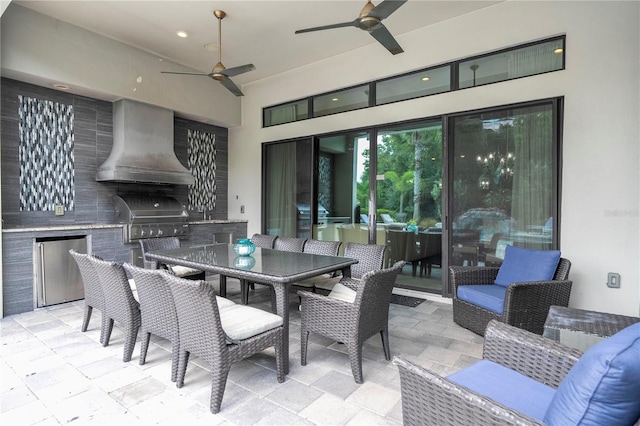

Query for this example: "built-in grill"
[114,195,189,243]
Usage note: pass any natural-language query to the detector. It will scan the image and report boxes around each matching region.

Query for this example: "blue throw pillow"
[543,322,640,425]
[494,245,561,287]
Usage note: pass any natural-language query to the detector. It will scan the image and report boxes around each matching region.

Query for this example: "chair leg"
[139,331,151,365]
[103,318,115,347]
[99,313,107,345]
[348,342,364,384]
[300,329,310,366]
[122,324,139,362]
[176,350,190,388]
[240,279,250,305]
[380,328,391,361]
[274,330,285,383]
[209,366,231,414]
[82,305,92,332]
[170,341,179,383]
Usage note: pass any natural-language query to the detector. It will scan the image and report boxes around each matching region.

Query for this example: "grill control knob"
[157,229,164,236]
[140,229,146,236]
[149,228,155,236]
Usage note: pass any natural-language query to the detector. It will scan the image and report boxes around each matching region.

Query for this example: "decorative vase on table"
[233,238,256,256]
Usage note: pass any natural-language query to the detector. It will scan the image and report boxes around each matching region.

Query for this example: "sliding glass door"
[449,100,560,271]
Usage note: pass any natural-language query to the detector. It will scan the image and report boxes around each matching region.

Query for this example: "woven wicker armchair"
[298,260,405,383]
[451,257,572,336]
[394,320,583,426]
[89,256,141,362]
[69,249,107,344]
[165,273,285,414]
[139,237,205,281]
[290,239,342,294]
[123,263,180,382]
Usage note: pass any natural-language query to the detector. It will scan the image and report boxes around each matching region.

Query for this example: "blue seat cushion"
[494,245,561,287]
[457,284,507,314]
[544,322,640,425]
[449,359,556,422]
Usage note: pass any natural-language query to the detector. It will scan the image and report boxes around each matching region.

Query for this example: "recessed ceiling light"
[176,30,189,38]
[332,98,339,102]
[53,84,70,90]
[554,48,563,54]
[204,42,218,51]
[421,76,430,82]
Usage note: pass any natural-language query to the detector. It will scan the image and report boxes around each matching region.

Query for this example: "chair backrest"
[353,261,405,325]
[69,249,105,310]
[381,213,394,224]
[251,233,277,249]
[164,274,226,362]
[274,236,307,252]
[554,258,571,280]
[89,256,139,323]
[139,237,181,269]
[417,232,442,258]
[123,263,178,342]
[303,239,341,257]
[344,242,386,279]
[386,230,408,264]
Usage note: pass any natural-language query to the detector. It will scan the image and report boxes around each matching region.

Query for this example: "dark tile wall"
[1,77,229,227]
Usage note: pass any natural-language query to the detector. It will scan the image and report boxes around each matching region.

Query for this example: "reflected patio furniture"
[451,246,572,336]
[165,272,285,414]
[69,249,107,344]
[90,256,141,362]
[299,261,405,383]
[140,237,205,281]
[123,264,184,382]
[417,232,442,277]
[404,231,422,276]
[386,230,408,267]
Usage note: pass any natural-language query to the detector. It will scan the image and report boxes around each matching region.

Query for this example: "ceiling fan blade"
[161,71,212,77]
[368,0,407,20]
[295,19,359,34]
[369,23,403,55]
[223,64,256,78]
[220,77,244,97]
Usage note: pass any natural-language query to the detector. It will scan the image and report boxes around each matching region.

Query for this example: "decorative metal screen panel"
[18,95,75,211]
[187,129,217,211]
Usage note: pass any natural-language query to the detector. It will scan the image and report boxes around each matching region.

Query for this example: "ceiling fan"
[295,0,407,55]
[161,10,254,97]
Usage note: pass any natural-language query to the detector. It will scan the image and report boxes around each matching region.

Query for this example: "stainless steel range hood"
[96,99,195,185]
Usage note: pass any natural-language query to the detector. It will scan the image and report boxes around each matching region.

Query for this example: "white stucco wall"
[230,1,640,316]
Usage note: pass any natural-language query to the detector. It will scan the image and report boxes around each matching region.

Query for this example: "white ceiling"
[12,0,501,88]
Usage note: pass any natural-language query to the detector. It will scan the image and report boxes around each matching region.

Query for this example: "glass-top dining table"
[145,243,358,373]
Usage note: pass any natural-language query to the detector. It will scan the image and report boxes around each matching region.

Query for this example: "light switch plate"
[54,205,64,216]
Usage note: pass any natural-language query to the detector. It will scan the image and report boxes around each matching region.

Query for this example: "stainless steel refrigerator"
[35,236,87,307]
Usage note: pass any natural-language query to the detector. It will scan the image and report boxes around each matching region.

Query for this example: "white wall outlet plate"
[54,205,64,216]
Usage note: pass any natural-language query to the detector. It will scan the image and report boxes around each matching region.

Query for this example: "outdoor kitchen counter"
[2,223,123,233]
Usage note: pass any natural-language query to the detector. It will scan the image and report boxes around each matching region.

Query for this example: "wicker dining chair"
[451,256,572,336]
[165,273,285,414]
[122,263,180,382]
[291,239,342,294]
[314,242,386,295]
[89,256,141,362]
[298,260,405,383]
[139,237,205,280]
[69,249,107,344]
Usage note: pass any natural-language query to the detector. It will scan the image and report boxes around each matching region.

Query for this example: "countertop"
[2,219,246,233]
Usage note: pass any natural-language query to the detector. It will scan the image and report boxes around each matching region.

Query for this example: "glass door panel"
[450,102,556,269]
[263,139,312,237]
[376,121,443,294]
[314,131,371,254]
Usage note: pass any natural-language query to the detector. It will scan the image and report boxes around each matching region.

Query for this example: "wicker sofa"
[394,320,640,426]
[451,245,572,336]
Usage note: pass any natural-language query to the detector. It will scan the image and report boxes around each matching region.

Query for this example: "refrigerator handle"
[38,243,47,306]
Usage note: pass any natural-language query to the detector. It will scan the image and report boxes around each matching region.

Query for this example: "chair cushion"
[543,322,640,426]
[328,282,356,303]
[219,304,283,341]
[314,275,342,292]
[494,245,561,287]
[170,265,203,278]
[448,359,556,421]
[216,296,236,309]
[456,285,507,314]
